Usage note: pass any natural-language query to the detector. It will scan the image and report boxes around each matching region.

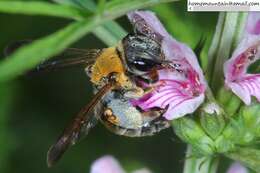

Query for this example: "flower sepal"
[219,103,260,147]
[227,147,260,172]
[216,87,242,117]
[199,102,226,139]
[172,117,215,156]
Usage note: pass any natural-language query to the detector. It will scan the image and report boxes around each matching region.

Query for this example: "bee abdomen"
[101,115,170,137]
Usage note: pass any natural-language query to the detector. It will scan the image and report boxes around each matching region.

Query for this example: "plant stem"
[207,12,247,92]
[183,145,219,173]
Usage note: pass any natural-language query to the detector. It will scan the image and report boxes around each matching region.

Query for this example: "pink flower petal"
[162,38,206,85]
[227,162,248,173]
[128,11,206,120]
[90,156,125,173]
[133,64,206,120]
[164,94,205,120]
[127,11,169,41]
[245,12,260,35]
[224,34,260,105]
[138,38,206,120]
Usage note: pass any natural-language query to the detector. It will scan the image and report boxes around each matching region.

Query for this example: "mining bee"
[5,18,172,168]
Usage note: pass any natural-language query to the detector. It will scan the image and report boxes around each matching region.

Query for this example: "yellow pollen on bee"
[104,108,119,125]
[90,47,125,85]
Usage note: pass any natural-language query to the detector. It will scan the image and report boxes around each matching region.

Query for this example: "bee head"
[122,34,164,82]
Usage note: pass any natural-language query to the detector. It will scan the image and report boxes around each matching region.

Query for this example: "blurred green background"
[0,1,220,173]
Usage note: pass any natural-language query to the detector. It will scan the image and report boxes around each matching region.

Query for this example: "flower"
[90,155,125,173]
[224,12,260,105]
[90,156,248,173]
[128,11,206,120]
[227,162,248,173]
[90,155,152,173]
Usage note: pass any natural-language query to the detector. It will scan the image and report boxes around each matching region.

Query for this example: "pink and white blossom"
[90,155,151,173]
[90,156,125,173]
[227,162,248,173]
[224,12,260,105]
[128,11,206,120]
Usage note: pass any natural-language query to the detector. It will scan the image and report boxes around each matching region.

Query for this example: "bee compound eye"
[131,58,158,72]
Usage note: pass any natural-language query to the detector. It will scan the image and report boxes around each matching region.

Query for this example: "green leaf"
[0,1,90,20]
[55,0,127,46]
[226,147,260,172]
[0,0,177,82]
[97,0,107,14]
[0,19,97,82]
[105,0,178,18]
[53,0,96,11]
[207,12,248,92]
[93,21,127,46]
[53,0,96,12]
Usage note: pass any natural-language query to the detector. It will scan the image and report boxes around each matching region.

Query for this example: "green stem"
[183,145,219,173]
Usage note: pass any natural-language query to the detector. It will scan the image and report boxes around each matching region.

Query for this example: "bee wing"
[47,83,112,167]
[32,48,101,73]
[4,40,102,73]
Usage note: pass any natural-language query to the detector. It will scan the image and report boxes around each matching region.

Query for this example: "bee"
[5,31,171,168]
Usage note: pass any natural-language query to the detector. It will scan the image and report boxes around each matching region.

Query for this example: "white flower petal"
[164,94,205,120]
[245,12,260,35]
[90,156,125,173]
[227,162,248,173]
